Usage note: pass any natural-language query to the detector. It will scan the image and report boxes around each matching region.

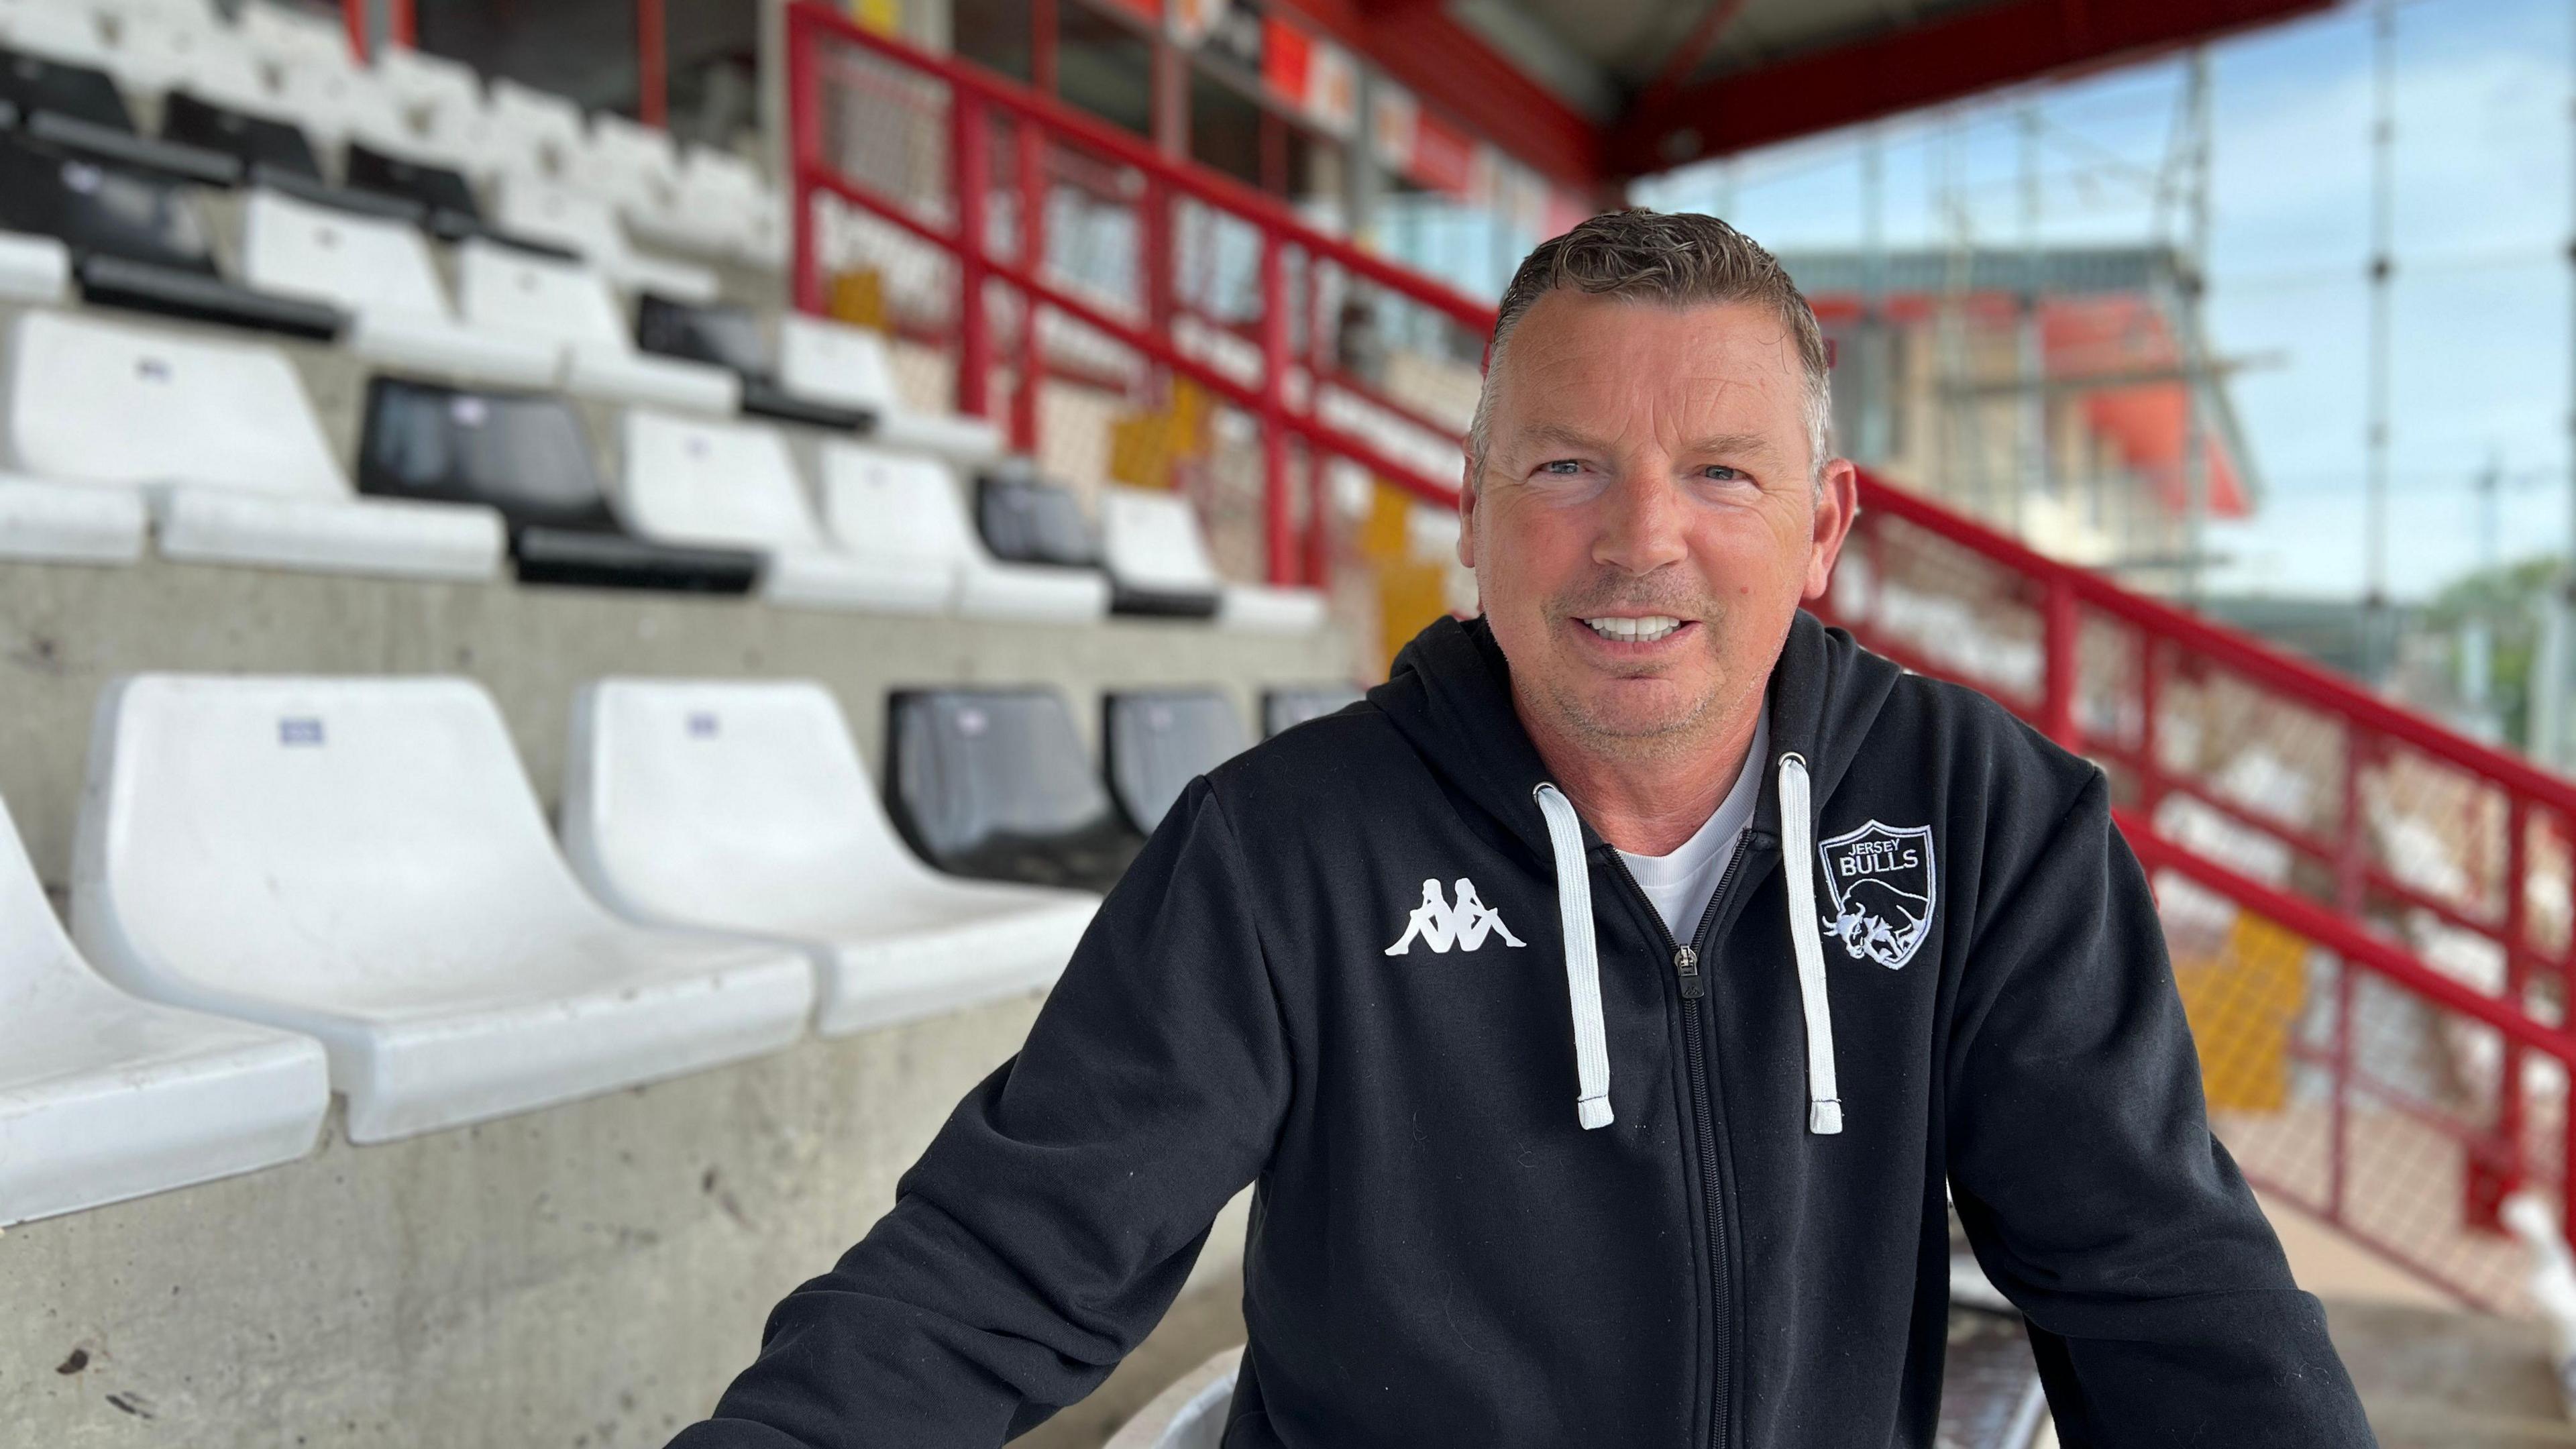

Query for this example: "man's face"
[1459,290,1857,759]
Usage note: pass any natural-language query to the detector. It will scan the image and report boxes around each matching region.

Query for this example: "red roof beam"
[1608,0,2330,176]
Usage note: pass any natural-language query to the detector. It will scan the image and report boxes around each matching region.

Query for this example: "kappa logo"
[1817,820,1937,970]
[1383,877,1527,956]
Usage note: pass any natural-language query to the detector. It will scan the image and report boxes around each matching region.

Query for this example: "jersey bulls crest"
[1817,820,1937,970]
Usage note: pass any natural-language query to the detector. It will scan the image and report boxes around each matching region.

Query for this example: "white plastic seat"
[72,675,817,1144]
[0,469,146,563]
[0,229,68,303]
[485,76,583,174]
[628,144,763,258]
[233,0,350,70]
[493,172,718,302]
[564,679,1097,1037]
[1100,486,1326,633]
[374,43,482,162]
[0,4,111,67]
[2,785,327,1228]
[821,442,1109,621]
[112,13,266,109]
[239,188,556,388]
[2,311,504,580]
[614,408,938,613]
[779,313,1005,465]
[272,56,409,151]
[582,111,680,215]
[455,239,739,414]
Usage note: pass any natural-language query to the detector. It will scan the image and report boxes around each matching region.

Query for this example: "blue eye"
[1701,465,1747,482]
[1540,460,1582,476]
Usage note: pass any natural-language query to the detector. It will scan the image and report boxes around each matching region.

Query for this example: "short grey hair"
[1466,209,1834,486]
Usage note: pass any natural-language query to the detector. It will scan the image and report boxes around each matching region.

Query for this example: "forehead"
[1488,290,1808,441]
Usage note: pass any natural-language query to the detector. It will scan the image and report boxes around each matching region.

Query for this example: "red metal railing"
[786,0,2576,1311]
[785,1,1486,587]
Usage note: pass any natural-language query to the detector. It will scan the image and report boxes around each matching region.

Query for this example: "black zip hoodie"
[667,610,2374,1448]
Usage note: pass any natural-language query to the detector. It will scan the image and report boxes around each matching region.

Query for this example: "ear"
[1803,458,1860,601]
[1456,453,1481,570]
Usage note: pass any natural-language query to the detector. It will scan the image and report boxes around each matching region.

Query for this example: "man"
[668,211,2372,1447]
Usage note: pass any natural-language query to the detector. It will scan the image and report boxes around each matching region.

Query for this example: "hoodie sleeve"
[1943,756,2375,1447]
[663,780,1290,1449]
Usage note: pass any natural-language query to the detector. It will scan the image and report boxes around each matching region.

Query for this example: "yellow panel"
[826,270,888,331]
[2174,911,2309,1114]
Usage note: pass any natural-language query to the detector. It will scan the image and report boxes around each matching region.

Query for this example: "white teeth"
[1583,615,1682,643]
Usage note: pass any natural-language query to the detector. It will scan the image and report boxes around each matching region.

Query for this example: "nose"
[1591,464,1689,577]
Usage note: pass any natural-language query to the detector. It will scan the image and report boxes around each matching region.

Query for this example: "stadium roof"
[1274,0,2329,186]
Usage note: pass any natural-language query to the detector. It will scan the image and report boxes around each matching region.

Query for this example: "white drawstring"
[1778,753,1844,1134]
[1532,782,1614,1130]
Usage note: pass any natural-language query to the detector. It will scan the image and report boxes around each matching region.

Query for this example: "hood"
[1370,609,1907,1136]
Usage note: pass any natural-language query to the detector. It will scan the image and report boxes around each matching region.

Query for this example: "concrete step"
[2326,1298,2576,1448]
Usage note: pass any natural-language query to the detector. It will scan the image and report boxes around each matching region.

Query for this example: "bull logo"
[1818,820,1937,971]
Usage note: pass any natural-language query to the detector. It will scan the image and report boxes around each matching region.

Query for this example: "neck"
[1517,689,1763,855]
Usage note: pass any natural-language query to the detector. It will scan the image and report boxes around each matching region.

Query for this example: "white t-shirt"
[1615,701,1770,945]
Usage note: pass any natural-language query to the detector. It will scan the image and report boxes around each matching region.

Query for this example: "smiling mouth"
[1580,614,1688,644]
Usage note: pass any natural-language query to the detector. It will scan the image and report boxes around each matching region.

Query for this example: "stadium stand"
[0,784,327,1228]
[69,674,816,1144]
[561,678,1099,1036]
[779,311,1002,464]
[237,186,559,386]
[1099,484,1329,633]
[354,374,755,592]
[633,291,871,431]
[818,441,1108,620]
[887,686,1146,893]
[612,407,941,611]
[1104,689,1248,834]
[1263,685,1365,737]
[453,236,739,412]
[4,309,504,578]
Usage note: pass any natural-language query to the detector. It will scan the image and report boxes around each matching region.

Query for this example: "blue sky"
[1632,0,2575,603]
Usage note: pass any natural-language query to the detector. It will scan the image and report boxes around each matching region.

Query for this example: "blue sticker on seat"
[686,712,719,738]
[278,717,324,746]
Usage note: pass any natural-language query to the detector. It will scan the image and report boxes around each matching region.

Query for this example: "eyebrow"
[1512,425,1784,462]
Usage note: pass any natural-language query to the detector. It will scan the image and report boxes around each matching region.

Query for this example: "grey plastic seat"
[1,785,327,1228]
[72,674,816,1143]
[1105,690,1248,834]
[887,687,1145,894]
[564,678,1097,1036]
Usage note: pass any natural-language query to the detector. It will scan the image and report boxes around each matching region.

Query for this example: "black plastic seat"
[1104,690,1248,834]
[344,140,573,258]
[0,131,337,339]
[887,688,1144,893]
[355,376,760,593]
[1263,685,1363,738]
[634,293,871,433]
[0,46,236,185]
[976,471,1101,568]
[160,90,321,181]
[0,45,131,131]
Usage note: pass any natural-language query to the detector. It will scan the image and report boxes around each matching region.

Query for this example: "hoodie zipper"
[1602,825,1756,1449]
